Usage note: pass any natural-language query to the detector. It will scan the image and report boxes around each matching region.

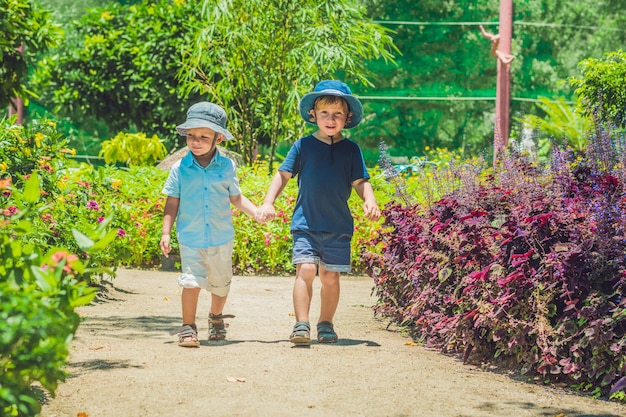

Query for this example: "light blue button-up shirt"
[162,150,241,248]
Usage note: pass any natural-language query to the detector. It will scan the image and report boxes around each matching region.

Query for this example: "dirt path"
[40,269,626,417]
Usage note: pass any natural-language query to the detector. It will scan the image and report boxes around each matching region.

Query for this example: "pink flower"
[41,213,55,223]
[2,206,18,217]
[97,217,105,223]
[86,200,100,210]
[117,228,127,237]
[50,250,79,273]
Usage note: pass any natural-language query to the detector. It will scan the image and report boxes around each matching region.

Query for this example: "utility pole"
[495,0,513,165]
[480,0,514,166]
[8,44,24,125]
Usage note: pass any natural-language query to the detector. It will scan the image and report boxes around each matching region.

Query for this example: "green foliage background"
[358,0,626,162]
[11,0,625,166]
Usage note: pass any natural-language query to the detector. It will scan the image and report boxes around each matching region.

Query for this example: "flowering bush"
[1,118,389,276]
[364,131,626,398]
[0,173,108,417]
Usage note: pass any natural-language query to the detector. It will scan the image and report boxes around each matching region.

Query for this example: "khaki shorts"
[178,241,233,297]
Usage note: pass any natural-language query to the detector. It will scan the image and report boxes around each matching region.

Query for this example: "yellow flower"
[0,162,7,171]
[424,146,430,151]
[111,179,122,188]
[35,133,44,147]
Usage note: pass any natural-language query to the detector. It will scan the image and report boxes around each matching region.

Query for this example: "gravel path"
[40,269,626,417]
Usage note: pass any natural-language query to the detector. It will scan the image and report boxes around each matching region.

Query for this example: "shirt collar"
[182,148,223,168]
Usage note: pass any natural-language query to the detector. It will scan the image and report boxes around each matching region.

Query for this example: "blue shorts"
[292,230,352,273]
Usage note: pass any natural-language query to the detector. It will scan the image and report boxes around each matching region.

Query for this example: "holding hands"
[255,203,276,223]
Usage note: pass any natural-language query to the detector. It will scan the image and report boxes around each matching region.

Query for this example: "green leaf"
[89,229,118,252]
[23,172,40,204]
[31,266,55,292]
[71,229,95,251]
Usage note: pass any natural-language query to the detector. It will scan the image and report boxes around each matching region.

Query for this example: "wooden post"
[494,0,513,166]
[8,44,24,125]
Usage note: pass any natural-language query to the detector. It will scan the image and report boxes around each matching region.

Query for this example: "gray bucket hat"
[299,80,363,129]
[176,102,234,140]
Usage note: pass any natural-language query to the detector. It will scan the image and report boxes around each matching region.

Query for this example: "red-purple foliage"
[364,146,626,395]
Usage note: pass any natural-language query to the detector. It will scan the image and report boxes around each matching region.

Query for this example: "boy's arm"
[256,170,292,222]
[160,196,180,257]
[229,193,257,218]
[352,178,381,221]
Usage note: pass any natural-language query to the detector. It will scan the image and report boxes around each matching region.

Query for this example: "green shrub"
[0,119,126,281]
[366,134,626,399]
[571,50,626,128]
[99,132,167,167]
[0,173,100,417]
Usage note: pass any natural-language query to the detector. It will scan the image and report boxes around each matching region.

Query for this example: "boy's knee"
[319,271,340,285]
[208,276,231,297]
[298,263,318,278]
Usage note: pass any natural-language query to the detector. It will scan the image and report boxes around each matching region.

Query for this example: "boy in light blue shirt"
[160,102,257,347]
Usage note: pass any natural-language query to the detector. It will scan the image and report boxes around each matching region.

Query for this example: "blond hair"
[313,96,350,113]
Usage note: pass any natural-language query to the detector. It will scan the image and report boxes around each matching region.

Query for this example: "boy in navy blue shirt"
[257,80,380,345]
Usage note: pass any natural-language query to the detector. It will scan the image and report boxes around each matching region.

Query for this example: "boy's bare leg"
[293,263,317,322]
[181,287,201,324]
[318,268,340,323]
[210,293,227,316]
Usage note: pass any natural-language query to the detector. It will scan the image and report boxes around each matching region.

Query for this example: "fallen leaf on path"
[163,296,170,301]
[288,313,295,316]
[88,346,104,350]
[404,341,417,346]
[553,414,565,417]
[227,376,246,383]
[77,412,89,417]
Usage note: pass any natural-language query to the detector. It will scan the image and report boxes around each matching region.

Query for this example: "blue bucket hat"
[176,102,234,140]
[299,80,363,129]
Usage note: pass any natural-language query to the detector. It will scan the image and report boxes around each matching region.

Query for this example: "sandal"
[317,321,338,343]
[290,321,311,346]
[209,313,235,341]
[178,324,200,347]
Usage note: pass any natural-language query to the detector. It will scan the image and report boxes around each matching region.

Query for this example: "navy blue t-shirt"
[279,135,370,236]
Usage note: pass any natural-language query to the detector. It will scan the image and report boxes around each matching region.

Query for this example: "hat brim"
[176,118,234,140]
[299,90,363,129]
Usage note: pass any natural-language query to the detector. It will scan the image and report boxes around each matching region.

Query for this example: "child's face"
[311,100,351,137]
[186,127,223,156]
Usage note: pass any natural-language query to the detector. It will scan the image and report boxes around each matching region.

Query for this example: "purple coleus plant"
[365,139,626,396]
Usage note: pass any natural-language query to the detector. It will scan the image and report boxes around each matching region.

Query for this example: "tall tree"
[178,0,398,166]
[0,0,60,109]
[31,0,202,149]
